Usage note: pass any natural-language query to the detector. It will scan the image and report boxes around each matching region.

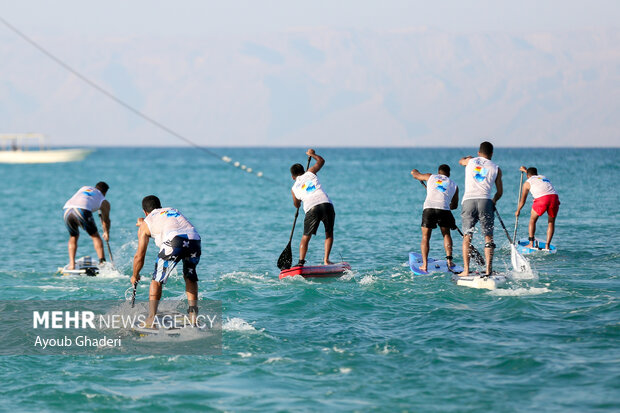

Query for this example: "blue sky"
[1,1,619,147]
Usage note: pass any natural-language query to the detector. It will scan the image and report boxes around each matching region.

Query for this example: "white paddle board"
[451,273,507,290]
[57,256,99,276]
[409,252,463,275]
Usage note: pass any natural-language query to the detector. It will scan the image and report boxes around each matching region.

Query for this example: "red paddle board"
[279,262,351,279]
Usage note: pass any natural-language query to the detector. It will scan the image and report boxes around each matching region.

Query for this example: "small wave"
[339,367,352,374]
[489,287,551,296]
[263,357,286,364]
[359,275,376,285]
[220,271,272,284]
[37,285,81,292]
[222,317,262,333]
[237,352,252,358]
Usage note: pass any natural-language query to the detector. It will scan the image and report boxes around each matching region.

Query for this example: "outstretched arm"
[459,156,472,166]
[450,187,459,210]
[410,169,432,182]
[130,221,151,285]
[307,149,325,174]
[99,200,111,241]
[515,182,530,216]
[492,168,503,204]
[291,189,301,209]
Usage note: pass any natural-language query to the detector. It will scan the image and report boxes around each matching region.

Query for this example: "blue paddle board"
[409,252,463,275]
[516,239,557,254]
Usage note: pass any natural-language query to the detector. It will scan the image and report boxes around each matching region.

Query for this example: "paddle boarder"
[411,165,459,272]
[62,182,111,270]
[130,196,201,328]
[290,149,335,266]
[515,166,560,250]
[458,141,503,275]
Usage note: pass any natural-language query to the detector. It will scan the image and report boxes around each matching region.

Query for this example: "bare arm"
[99,200,111,241]
[130,221,151,285]
[291,189,301,209]
[410,169,432,182]
[450,187,459,210]
[515,182,530,216]
[306,148,325,174]
[459,156,473,166]
[492,168,503,204]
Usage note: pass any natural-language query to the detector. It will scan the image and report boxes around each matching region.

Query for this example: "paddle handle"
[494,206,513,245]
[98,211,114,263]
[286,156,312,245]
[513,171,524,244]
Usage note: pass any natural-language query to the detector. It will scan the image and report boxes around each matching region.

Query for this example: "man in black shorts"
[411,165,459,272]
[291,149,335,266]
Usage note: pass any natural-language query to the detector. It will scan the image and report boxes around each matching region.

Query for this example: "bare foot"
[525,243,534,249]
[67,264,75,270]
[324,260,334,265]
[459,269,470,277]
[419,265,428,272]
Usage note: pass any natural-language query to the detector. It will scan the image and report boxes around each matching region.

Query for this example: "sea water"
[0,147,618,411]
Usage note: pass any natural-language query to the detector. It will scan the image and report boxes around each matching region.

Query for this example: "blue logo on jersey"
[435,179,448,193]
[166,210,180,218]
[82,189,94,196]
[302,181,316,193]
[473,165,488,182]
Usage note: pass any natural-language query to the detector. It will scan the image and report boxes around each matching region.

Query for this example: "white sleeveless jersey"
[144,207,200,248]
[462,157,499,202]
[423,174,457,210]
[63,186,105,211]
[292,172,331,213]
[527,175,557,199]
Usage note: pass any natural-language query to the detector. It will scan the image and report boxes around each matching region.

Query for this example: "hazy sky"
[1,1,619,147]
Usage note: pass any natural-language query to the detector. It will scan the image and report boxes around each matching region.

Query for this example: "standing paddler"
[411,164,459,272]
[458,141,503,276]
[515,166,560,250]
[130,196,201,327]
[290,149,335,266]
[62,182,111,270]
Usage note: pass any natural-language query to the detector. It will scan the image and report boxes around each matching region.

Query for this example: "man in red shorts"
[515,166,560,250]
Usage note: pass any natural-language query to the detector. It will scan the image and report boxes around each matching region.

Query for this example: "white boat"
[0,133,93,164]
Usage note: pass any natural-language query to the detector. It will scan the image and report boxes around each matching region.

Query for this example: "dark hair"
[142,195,162,213]
[479,141,494,156]
[438,164,451,177]
[527,167,538,176]
[290,163,305,177]
[95,181,109,194]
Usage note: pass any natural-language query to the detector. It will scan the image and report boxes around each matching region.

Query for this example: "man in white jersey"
[62,182,111,270]
[515,166,560,250]
[458,141,503,275]
[411,164,459,272]
[291,149,335,266]
[130,195,201,327]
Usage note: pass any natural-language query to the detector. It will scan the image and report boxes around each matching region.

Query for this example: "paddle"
[419,180,485,267]
[513,171,524,243]
[98,211,114,265]
[277,156,312,270]
[131,281,137,308]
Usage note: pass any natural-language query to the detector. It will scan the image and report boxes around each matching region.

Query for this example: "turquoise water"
[1,147,618,411]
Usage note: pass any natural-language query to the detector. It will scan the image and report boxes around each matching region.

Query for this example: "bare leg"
[91,233,105,262]
[185,279,198,324]
[146,280,163,328]
[324,232,334,265]
[484,235,494,275]
[67,235,79,270]
[440,227,453,267]
[299,234,311,262]
[461,234,472,276]
[420,227,432,271]
[527,210,540,248]
[546,215,557,249]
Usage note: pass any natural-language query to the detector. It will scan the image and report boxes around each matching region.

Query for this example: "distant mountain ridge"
[1,28,618,146]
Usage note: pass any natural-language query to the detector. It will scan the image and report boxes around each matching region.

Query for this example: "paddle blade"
[510,244,531,273]
[277,242,293,270]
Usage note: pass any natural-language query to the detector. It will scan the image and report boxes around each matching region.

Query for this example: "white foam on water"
[332,346,346,353]
[377,344,398,355]
[488,287,551,296]
[339,367,352,374]
[510,268,539,281]
[37,285,81,292]
[359,275,376,285]
[222,317,262,333]
[263,357,286,364]
[220,271,273,284]
[96,263,125,279]
[237,352,252,358]
[340,269,356,281]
